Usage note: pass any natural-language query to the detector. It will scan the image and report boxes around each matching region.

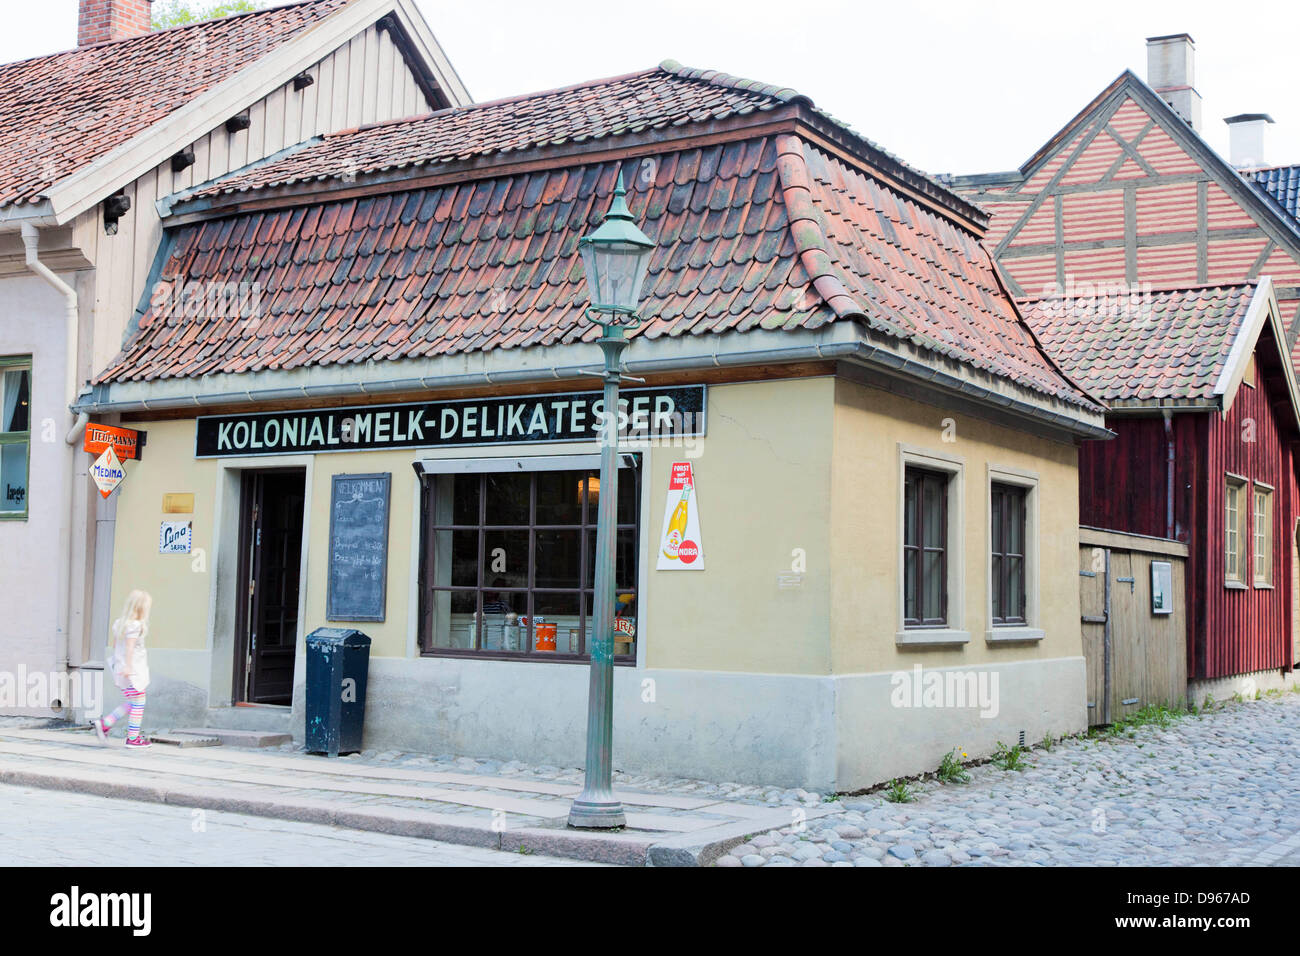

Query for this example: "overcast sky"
[4,0,1298,176]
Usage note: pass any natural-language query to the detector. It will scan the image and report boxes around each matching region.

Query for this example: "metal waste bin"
[305,627,371,756]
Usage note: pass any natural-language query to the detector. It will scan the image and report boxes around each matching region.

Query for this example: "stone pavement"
[0,781,596,867]
[0,724,831,866]
[2,691,1298,867]
[714,691,1300,866]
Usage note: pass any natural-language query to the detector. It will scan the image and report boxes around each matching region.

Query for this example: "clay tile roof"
[189,59,979,223]
[98,127,1093,414]
[1019,282,1257,402]
[0,0,355,209]
[1245,165,1300,223]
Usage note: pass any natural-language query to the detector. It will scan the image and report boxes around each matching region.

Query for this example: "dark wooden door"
[237,470,304,704]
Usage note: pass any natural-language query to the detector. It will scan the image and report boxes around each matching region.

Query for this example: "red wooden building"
[953,34,1300,695]
[1020,281,1300,690]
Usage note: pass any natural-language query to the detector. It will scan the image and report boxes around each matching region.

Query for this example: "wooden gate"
[1079,527,1188,724]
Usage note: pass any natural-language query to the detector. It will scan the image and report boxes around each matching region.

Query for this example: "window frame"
[990,482,1028,625]
[985,465,1044,643]
[1252,480,1274,588]
[0,356,32,521]
[416,454,642,664]
[1224,473,1248,588]
[903,466,949,627]
[896,444,967,646]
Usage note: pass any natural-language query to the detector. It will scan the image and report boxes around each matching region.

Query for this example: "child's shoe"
[90,719,109,746]
[124,736,152,749]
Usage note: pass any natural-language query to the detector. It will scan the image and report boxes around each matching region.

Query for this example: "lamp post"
[568,171,656,830]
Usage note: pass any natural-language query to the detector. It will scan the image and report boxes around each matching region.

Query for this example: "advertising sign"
[195,385,706,458]
[159,520,193,554]
[90,445,125,499]
[657,461,704,570]
[84,422,145,461]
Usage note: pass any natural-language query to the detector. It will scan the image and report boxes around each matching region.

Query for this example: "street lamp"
[568,170,656,830]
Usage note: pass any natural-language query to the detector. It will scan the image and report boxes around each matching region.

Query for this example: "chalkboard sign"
[327,473,391,622]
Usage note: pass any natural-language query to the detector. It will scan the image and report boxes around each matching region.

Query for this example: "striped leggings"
[103,686,145,740]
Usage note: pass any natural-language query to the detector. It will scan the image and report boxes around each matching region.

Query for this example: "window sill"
[1224,580,1248,590]
[985,626,1045,644]
[1253,581,1274,590]
[420,649,637,665]
[895,628,970,647]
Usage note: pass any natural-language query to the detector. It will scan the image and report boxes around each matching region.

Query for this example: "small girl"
[92,589,153,748]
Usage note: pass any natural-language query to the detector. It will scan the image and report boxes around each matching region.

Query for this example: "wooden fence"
[1079,527,1188,725]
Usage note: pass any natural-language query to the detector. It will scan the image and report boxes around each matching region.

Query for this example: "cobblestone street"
[0,783,596,867]
[714,693,1300,867]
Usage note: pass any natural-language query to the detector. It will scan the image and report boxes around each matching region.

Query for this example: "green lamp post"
[567,171,656,829]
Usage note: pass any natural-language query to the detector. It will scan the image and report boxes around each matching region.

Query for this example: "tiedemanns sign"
[194,385,706,458]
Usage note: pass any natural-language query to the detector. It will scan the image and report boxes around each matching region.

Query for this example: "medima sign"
[195,385,707,458]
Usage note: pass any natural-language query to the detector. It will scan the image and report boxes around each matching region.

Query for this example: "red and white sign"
[90,445,126,499]
[84,422,145,461]
[656,461,704,571]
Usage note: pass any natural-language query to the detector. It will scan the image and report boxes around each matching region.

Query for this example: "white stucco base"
[276,653,1086,792]
[1187,666,1299,708]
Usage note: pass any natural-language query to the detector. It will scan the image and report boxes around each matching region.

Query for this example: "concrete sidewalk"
[0,727,829,866]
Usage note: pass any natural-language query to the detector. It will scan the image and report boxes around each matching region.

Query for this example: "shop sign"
[159,520,193,554]
[195,385,706,458]
[84,422,146,461]
[657,461,704,571]
[90,446,125,499]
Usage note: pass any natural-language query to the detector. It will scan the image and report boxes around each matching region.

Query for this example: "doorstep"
[0,728,833,866]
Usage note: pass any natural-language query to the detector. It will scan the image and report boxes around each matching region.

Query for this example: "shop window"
[1225,475,1247,587]
[991,483,1027,624]
[903,466,948,626]
[1253,483,1273,587]
[0,359,30,519]
[419,461,639,661]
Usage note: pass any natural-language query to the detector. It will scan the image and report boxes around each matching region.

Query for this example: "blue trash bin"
[305,627,371,756]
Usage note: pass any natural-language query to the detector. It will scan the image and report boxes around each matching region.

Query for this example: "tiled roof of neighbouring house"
[96,125,1095,411]
[189,60,981,224]
[1245,164,1300,223]
[0,0,355,208]
[1019,283,1257,402]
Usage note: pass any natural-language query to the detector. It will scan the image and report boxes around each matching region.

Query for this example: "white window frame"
[1253,480,1274,588]
[896,443,968,646]
[1225,473,1248,589]
[985,465,1044,643]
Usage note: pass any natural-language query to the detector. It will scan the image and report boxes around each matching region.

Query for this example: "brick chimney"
[1146,33,1202,132]
[78,0,154,47]
[1224,114,1274,168]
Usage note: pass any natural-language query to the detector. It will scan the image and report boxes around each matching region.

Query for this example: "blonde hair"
[110,589,152,646]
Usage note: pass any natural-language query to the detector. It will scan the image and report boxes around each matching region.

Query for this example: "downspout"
[1163,408,1176,540]
[21,222,86,688]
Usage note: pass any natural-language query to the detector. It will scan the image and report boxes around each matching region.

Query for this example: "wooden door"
[236,470,304,704]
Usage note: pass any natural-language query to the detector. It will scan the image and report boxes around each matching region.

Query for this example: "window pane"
[0,441,27,513]
[2,369,29,433]
[449,473,480,525]
[428,589,479,650]
[903,548,917,621]
[991,554,1002,619]
[904,477,917,548]
[923,549,944,621]
[617,470,637,524]
[536,469,583,526]
[484,473,529,525]
[922,477,944,549]
[1007,556,1024,619]
[585,529,638,590]
[535,529,581,589]
[991,492,1003,554]
[483,529,529,590]
[431,529,479,587]
[1007,492,1023,554]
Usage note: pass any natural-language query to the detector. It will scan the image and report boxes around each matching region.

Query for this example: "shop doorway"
[234,469,305,705]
